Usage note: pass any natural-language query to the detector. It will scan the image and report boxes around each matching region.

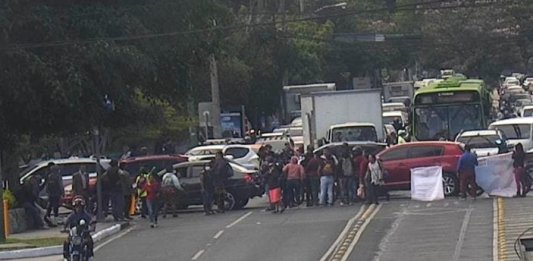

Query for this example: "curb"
[0,222,131,260]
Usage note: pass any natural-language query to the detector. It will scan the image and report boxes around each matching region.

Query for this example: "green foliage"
[3,189,16,209]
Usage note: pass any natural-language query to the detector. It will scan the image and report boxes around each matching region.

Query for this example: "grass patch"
[0,237,65,251]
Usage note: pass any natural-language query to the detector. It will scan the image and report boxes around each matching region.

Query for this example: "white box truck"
[382,81,414,103]
[301,89,384,148]
[281,83,336,123]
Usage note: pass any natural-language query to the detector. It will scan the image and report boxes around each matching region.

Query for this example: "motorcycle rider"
[63,196,94,261]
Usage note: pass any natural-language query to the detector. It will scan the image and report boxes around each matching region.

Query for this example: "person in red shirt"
[143,174,161,228]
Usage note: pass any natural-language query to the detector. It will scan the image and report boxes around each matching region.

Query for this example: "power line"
[0,0,524,51]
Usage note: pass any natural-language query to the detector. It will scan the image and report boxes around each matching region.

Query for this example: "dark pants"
[284,179,301,207]
[215,188,226,212]
[147,199,159,224]
[123,195,132,218]
[63,234,94,258]
[339,176,356,203]
[515,167,527,195]
[45,195,61,218]
[202,190,214,213]
[23,202,44,228]
[102,192,110,217]
[110,192,124,221]
[365,181,379,204]
[140,197,148,217]
[459,170,477,198]
[306,176,320,206]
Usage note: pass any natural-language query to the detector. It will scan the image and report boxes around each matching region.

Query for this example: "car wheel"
[233,198,249,209]
[442,172,459,196]
[224,191,236,210]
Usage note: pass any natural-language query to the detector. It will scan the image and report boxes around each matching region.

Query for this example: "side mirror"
[224,155,235,160]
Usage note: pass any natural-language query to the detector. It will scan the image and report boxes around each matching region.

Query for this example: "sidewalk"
[0,216,132,260]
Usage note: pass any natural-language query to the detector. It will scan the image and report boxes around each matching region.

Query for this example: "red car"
[377,141,464,196]
[64,155,187,208]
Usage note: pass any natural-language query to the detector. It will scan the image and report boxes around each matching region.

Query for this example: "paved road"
[14,193,499,261]
[349,196,494,261]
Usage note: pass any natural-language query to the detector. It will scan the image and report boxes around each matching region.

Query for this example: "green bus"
[411,75,491,141]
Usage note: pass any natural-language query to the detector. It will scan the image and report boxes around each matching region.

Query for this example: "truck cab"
[326,123,379,144]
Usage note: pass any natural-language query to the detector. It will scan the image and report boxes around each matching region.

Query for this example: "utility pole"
[0,153,5,242]
[299,0,304,13]
[94,127,104,221]
[209,53,222,139]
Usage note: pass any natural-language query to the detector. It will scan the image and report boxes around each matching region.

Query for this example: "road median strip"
[0,222,131,260]
[321,204,382,261]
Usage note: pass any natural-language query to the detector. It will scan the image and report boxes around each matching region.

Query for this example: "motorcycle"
[68,220,92,261]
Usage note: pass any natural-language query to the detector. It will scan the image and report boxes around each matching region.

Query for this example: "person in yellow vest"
[135,167,150,218]
[397,130,407,144]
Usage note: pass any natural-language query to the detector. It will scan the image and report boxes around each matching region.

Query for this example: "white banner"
[411,166,445,201]
[476,152,516,197]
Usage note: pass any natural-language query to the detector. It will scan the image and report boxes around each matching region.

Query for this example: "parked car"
[62,154,187,207]
[455,130,508,157]
[520,105,533,117]
[18,157,111,207]
[185,145,260,169]
[377,141,464,196]
[172,160,263,210]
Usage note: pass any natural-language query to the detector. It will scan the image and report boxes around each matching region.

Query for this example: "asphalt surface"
[95,197,362,261]
[349,195,494,261]
[13,193,497,261]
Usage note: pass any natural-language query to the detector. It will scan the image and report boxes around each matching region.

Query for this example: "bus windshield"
[414,104,482,140]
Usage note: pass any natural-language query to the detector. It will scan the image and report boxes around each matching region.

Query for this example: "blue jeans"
[147,199,159,224]
[320,176,334,205]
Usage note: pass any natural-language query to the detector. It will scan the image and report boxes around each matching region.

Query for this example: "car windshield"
[383,116,401,125]
[456,135,500,148]
[492,124,531,139]
[414,104,482,140]
[331,126,377,142]
[186,148,222,156]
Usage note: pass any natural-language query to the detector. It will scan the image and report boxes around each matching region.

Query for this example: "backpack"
[341,158,353,177]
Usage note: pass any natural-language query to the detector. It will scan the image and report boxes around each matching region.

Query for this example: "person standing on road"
[72,165,90,201]
[266,158,283,213]
[161,166,184,218]
[119,163,134,220]
[319,148,338,206]
[143,173,161,228]
[358,150,370,202]
[365,154,384,205]
[213,152,232,213]
[135,167,150,218]
[282,156,305,208]
[200,165,216,215]
[457,144,479,200]
[512,143,527,197]
[44,163,64,226]
[304,151,322,207]
[339,149,356,205]
[103,160,125,221]
[16,175,45,229]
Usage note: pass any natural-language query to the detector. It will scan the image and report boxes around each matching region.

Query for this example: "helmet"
[73,196,86,207]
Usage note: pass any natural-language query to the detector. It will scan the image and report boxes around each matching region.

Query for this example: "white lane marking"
[453,207,473,261]
[426,203,432,207]
[492,198,498,261]
[341,204,382,261]
[319,205,367,261]
[213,230,224,239]
[226,211,253,228]
[192,249,205,260]
[444,202,449,207]
[94,226,135,252]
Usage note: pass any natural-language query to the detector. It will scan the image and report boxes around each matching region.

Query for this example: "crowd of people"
[258,143,389,213]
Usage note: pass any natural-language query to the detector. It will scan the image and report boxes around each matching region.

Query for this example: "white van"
[488,117,533,151]
[520,105,533,117]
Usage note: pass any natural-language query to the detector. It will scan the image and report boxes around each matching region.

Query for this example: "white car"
[382,102,407,113]
[504,77,520,87]
[520,105,533,117]
[455,130,508,157]
[185,144,260,169]
[505,85,525,94]
[523,77,533,87]
[382,111,408,126]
